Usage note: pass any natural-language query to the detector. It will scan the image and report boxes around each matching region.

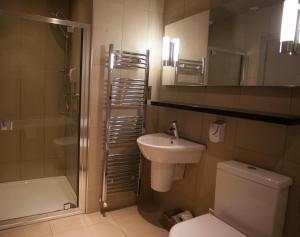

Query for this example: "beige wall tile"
[195,154,224,215]
[88,65,105,128]
[87,127,103,188]
[268,2,283,35]
[44,157,66,177]
[92,0,123,65]
[291,88,300,116]
[285,125,300,166]
[20,159,44,180]
[176,110,203,142]
[148,11,163,100]
[0,70,21,118]
[45,71,64,116]
[0,161,20,182]
[153,160,203,214]
[158,107,180,132]
[184,0,210,17]
[177,87,206,104]
[236,119,287,156]
[0,130,21,164]
[234,147,283,171]
[282,185,300,237]
[159,86,181,102]
[45,125,65,158]
[145,105,159,134]
[21,123,44,161]
[21,69,45,118]
[205,87,241,108]
[45,25,65,71]
[124,0,150,10]
[0,17,22,69]
[280,161,300,236]
[149,0,164,13]
[20,20,47,70]
[164,0,185,25]
[239,87,292,114]
[122,6,149,53]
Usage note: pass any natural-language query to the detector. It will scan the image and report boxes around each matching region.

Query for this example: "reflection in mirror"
[162,0,300,87]
[162,11,209,85]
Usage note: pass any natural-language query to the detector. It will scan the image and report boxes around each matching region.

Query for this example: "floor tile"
[52,228,88,237]
[81,212,109,226]
[109,206,139,221]
[114,214,164,237]
[86,221,126,237]
[0,222,51,237]
[49,215,85,234]
[22,222,52,237]
[0,228,23,237]
[0,206,168,237]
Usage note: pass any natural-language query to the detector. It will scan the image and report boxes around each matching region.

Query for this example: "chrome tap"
[169,121,179,139]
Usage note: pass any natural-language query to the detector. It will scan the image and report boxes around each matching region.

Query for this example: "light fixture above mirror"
[280,0,300,55]
[162,36,180,66]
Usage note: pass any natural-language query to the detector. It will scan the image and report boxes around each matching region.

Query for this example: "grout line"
[48,220,54,236]
[120,0,125,51]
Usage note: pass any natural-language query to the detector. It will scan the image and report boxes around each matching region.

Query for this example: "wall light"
[162,36,180,66]
[172,38,180,64]
[280,0,300,55]
[163,36,170,65]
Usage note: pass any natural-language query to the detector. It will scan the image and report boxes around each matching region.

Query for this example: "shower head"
[49,9,67,20]
[49,10,70,39]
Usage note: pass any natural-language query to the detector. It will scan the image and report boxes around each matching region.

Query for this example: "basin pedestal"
[151,162,175,192]
[137,133,206,192]
[151,162,186,192]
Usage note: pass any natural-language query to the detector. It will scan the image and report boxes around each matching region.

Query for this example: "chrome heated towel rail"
[101,44,149,212]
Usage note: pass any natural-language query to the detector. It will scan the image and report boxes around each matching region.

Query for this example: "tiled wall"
[88,0,164,212]
[150,1,300,236]
[0,1,71,182]
[155,90,300,237]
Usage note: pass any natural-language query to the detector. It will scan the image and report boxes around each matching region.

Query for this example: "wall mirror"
[162,0,300,87]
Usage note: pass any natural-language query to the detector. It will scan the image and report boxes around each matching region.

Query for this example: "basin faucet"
[169,121,179,139]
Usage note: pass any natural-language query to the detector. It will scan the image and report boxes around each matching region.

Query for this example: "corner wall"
[87,0,164,212]
[153,1,300,236]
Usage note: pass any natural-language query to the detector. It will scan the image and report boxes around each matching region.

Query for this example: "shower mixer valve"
[0,120,14,131]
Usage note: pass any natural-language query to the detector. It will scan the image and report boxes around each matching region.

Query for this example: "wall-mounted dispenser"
[209,120,226,143]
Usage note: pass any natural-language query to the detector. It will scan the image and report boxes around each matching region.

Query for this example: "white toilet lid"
[169,213,246,237]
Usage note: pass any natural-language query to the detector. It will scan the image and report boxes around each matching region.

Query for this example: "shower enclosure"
[0,9,90,228]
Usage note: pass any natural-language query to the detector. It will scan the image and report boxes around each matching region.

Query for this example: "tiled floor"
[0,206,169,237]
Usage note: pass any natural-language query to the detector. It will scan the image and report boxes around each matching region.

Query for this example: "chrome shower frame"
[0,10,90,230]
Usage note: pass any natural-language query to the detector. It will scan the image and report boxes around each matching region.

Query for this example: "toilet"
[169,160,292,237]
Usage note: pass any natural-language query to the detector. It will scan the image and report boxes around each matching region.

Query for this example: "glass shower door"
[0,12,84,222]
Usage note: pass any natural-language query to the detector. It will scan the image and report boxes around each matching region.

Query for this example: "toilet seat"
[169,213,246,237]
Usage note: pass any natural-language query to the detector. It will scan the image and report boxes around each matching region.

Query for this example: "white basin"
[137,133,206,192]
[137,133,205,163]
